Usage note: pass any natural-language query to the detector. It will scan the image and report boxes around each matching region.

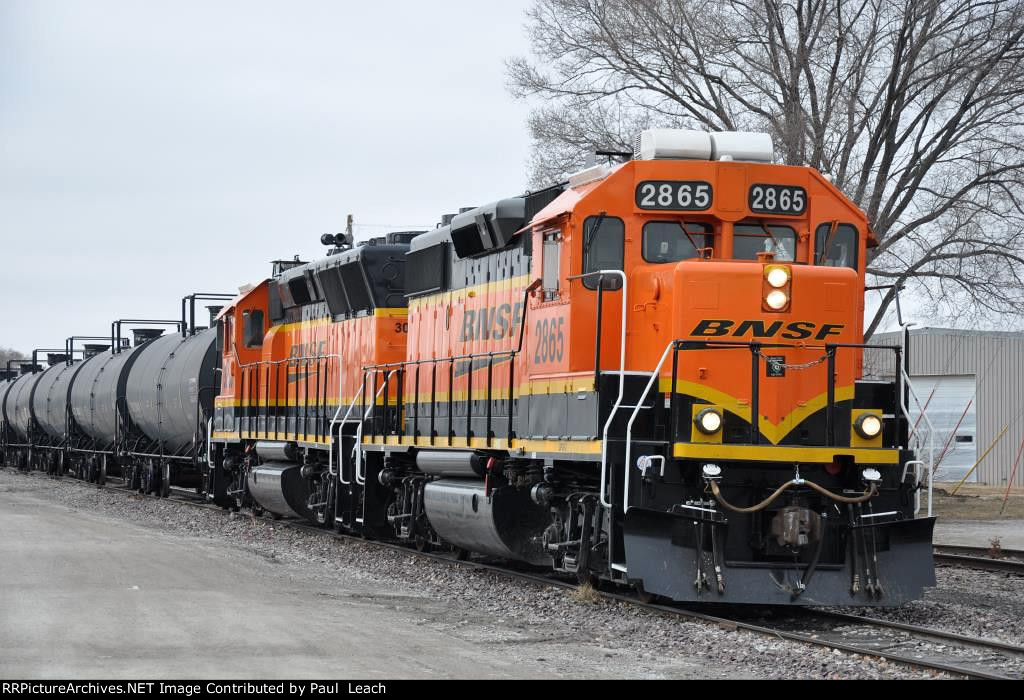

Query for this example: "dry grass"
[931,484,1024,520]
[568,582,603,605]
[989,537,1005,559]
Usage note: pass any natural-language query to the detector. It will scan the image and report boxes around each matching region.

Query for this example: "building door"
[910,374,977,483]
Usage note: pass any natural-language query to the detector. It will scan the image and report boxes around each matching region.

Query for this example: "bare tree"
[0,347,26,369]
[508,0,1024,335]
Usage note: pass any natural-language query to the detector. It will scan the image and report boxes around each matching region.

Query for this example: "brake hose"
[709,479,878,514]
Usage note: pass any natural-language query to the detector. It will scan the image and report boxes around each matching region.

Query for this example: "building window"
[582,216,624,290]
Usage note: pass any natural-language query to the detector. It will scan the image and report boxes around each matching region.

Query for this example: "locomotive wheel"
[454,547,469,561]
[414,532,432,553]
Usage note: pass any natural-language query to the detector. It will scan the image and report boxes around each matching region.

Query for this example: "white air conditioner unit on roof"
[635,129,712,161]
[634,129,774,163]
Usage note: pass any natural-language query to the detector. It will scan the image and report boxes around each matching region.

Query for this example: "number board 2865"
[748,184,806,215]
[636,181,713,211]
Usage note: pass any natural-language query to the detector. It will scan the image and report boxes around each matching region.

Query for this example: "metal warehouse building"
[865,328,1024,487]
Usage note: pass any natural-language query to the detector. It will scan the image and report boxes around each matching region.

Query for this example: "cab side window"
[582,216,624,290]
[243,310,264,349]
[815,223,859,269]
[542,230,562,300]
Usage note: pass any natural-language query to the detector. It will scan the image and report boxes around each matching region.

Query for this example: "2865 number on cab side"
[534,318,565,364]
[749,184,806,215]
[636,181,713,211]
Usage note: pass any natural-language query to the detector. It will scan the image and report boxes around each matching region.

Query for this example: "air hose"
[709,479,877,514]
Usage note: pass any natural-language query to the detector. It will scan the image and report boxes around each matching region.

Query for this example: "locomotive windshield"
[733,223,797,261]
[642,221,714,263]
[815,222,859,269]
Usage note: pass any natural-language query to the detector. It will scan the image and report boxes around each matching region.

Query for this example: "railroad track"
[933,545,1024,575]
[12,470,1024,680]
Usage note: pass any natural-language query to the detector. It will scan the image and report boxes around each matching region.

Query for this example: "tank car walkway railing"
[611,338,913,518]
[236,354,343,444]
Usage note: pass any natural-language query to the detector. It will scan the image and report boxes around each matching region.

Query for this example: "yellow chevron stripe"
[660,378,856,446]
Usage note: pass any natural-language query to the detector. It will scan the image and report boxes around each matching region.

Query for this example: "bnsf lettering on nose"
[692,319,844,341]
[460,303,525,342]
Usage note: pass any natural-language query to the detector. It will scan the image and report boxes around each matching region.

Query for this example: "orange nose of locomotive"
[669,260,862,445]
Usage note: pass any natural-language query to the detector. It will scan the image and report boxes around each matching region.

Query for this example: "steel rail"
[934,552,1024,575]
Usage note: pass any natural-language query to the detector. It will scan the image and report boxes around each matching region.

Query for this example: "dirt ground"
[930,483,1024,520]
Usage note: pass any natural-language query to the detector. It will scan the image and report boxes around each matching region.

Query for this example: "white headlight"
[766,267,790,289]
[765,290,789,310]
[695,408,723,435]
[855,414,883,439]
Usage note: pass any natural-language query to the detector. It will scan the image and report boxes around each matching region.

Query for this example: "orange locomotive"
[211,130,934,605]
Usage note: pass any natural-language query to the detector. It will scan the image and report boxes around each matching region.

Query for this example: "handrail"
[330,376,367,484]
[623,341,675,514]
[899,365,936,517]
[360,279,542,448]
[355,370,398,485]
[231,353,343,441]
[565,270,628,510]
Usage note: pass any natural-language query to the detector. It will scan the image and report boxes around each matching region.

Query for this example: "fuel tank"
[422,480,549,565]
[247,462,314,520]
[124,329,217,454]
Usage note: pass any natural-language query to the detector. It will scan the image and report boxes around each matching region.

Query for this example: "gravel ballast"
[5,468,1018,680]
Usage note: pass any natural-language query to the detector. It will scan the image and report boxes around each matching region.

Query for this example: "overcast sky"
[1,1,533,353]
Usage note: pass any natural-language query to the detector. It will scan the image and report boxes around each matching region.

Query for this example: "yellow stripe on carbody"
[407,274,532,311]
[214,375,597,408]
[211,431,603,457]
[269,308,407,334]
[672,443,900,464]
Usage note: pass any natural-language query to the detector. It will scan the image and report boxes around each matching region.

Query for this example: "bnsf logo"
[461,302,525,342]
[692,320,845,341]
